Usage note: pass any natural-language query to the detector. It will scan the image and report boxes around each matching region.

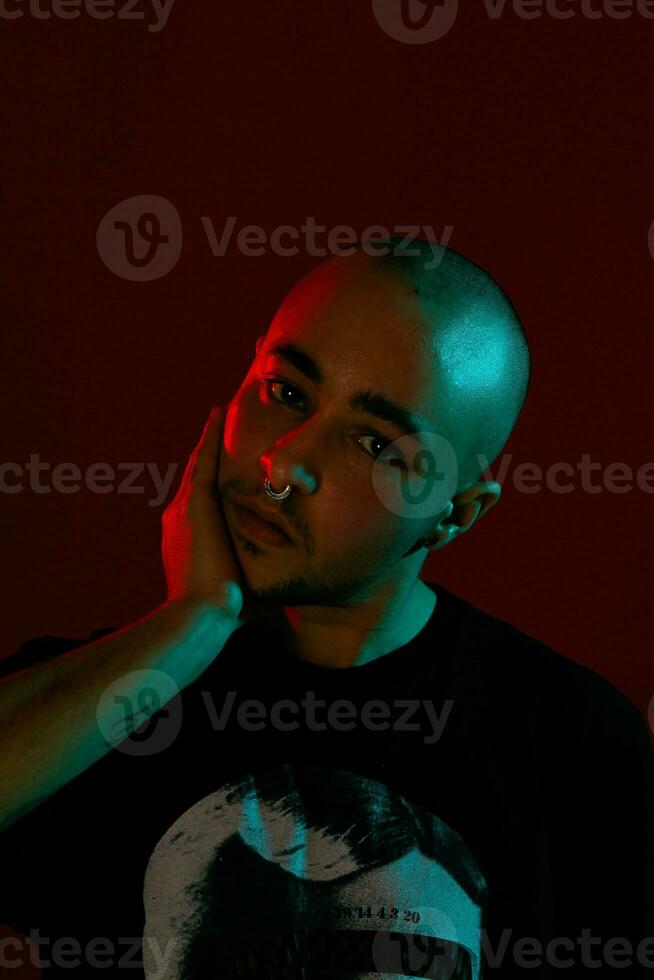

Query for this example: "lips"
[231,498,295,545]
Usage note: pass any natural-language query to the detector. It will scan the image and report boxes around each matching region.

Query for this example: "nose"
[259,425,319,496]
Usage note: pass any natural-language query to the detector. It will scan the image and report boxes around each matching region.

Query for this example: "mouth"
[230,500,295,547]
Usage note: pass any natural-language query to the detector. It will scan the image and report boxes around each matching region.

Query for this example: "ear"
[423,481,502,552]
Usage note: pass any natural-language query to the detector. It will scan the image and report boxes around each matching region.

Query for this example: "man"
[1,240,652,979]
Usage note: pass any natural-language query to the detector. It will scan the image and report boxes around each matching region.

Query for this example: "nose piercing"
[264,478,293,500]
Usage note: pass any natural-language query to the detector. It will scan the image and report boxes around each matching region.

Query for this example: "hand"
[162,406,244,622]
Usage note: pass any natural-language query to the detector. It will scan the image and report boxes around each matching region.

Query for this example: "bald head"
[268,239,531,492]
[370,238,531,488]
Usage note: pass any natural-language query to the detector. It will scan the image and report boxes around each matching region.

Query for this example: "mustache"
[220,479,310,549]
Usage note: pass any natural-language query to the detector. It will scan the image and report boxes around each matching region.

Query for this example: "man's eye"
[356,434,394,461]
[263,379,305,409]
[262,381,397,464]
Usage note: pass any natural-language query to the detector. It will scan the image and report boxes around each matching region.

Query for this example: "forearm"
[0,598,237,831]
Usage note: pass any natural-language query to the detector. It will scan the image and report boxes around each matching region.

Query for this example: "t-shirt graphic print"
[141,764,485,980]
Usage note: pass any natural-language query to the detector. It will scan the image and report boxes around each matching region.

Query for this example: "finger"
[196,405,223,451]
[175,407,224,499]
[191,406,225,488]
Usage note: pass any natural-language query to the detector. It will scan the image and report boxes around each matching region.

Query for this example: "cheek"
[325,474,428,559]
[315,487,404,557]
[223,386,265,456]
[219,396,256,488]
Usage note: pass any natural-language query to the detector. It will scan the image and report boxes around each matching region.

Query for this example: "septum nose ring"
[264,477,293,500]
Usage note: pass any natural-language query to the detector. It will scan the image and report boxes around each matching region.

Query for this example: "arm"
[0,405,245,831]
[0,597,237,831]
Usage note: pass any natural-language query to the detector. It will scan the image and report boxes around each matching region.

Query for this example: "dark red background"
[1,0,653,729]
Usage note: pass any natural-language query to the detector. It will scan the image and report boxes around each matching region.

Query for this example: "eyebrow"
[266,342,430,438]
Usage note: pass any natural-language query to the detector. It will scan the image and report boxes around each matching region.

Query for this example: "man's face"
[218,253,453,604]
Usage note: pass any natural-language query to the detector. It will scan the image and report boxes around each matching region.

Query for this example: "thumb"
[220,580,243,619]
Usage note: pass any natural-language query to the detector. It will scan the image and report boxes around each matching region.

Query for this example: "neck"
[261,576,437,669]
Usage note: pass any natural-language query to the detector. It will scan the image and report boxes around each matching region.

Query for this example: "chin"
[231,544,299,597]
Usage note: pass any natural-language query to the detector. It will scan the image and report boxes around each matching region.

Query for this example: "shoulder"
[0,626,118,678]
[429,581,650,748]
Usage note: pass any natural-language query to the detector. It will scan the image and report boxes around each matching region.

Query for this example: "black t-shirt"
[1,580,653,979]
